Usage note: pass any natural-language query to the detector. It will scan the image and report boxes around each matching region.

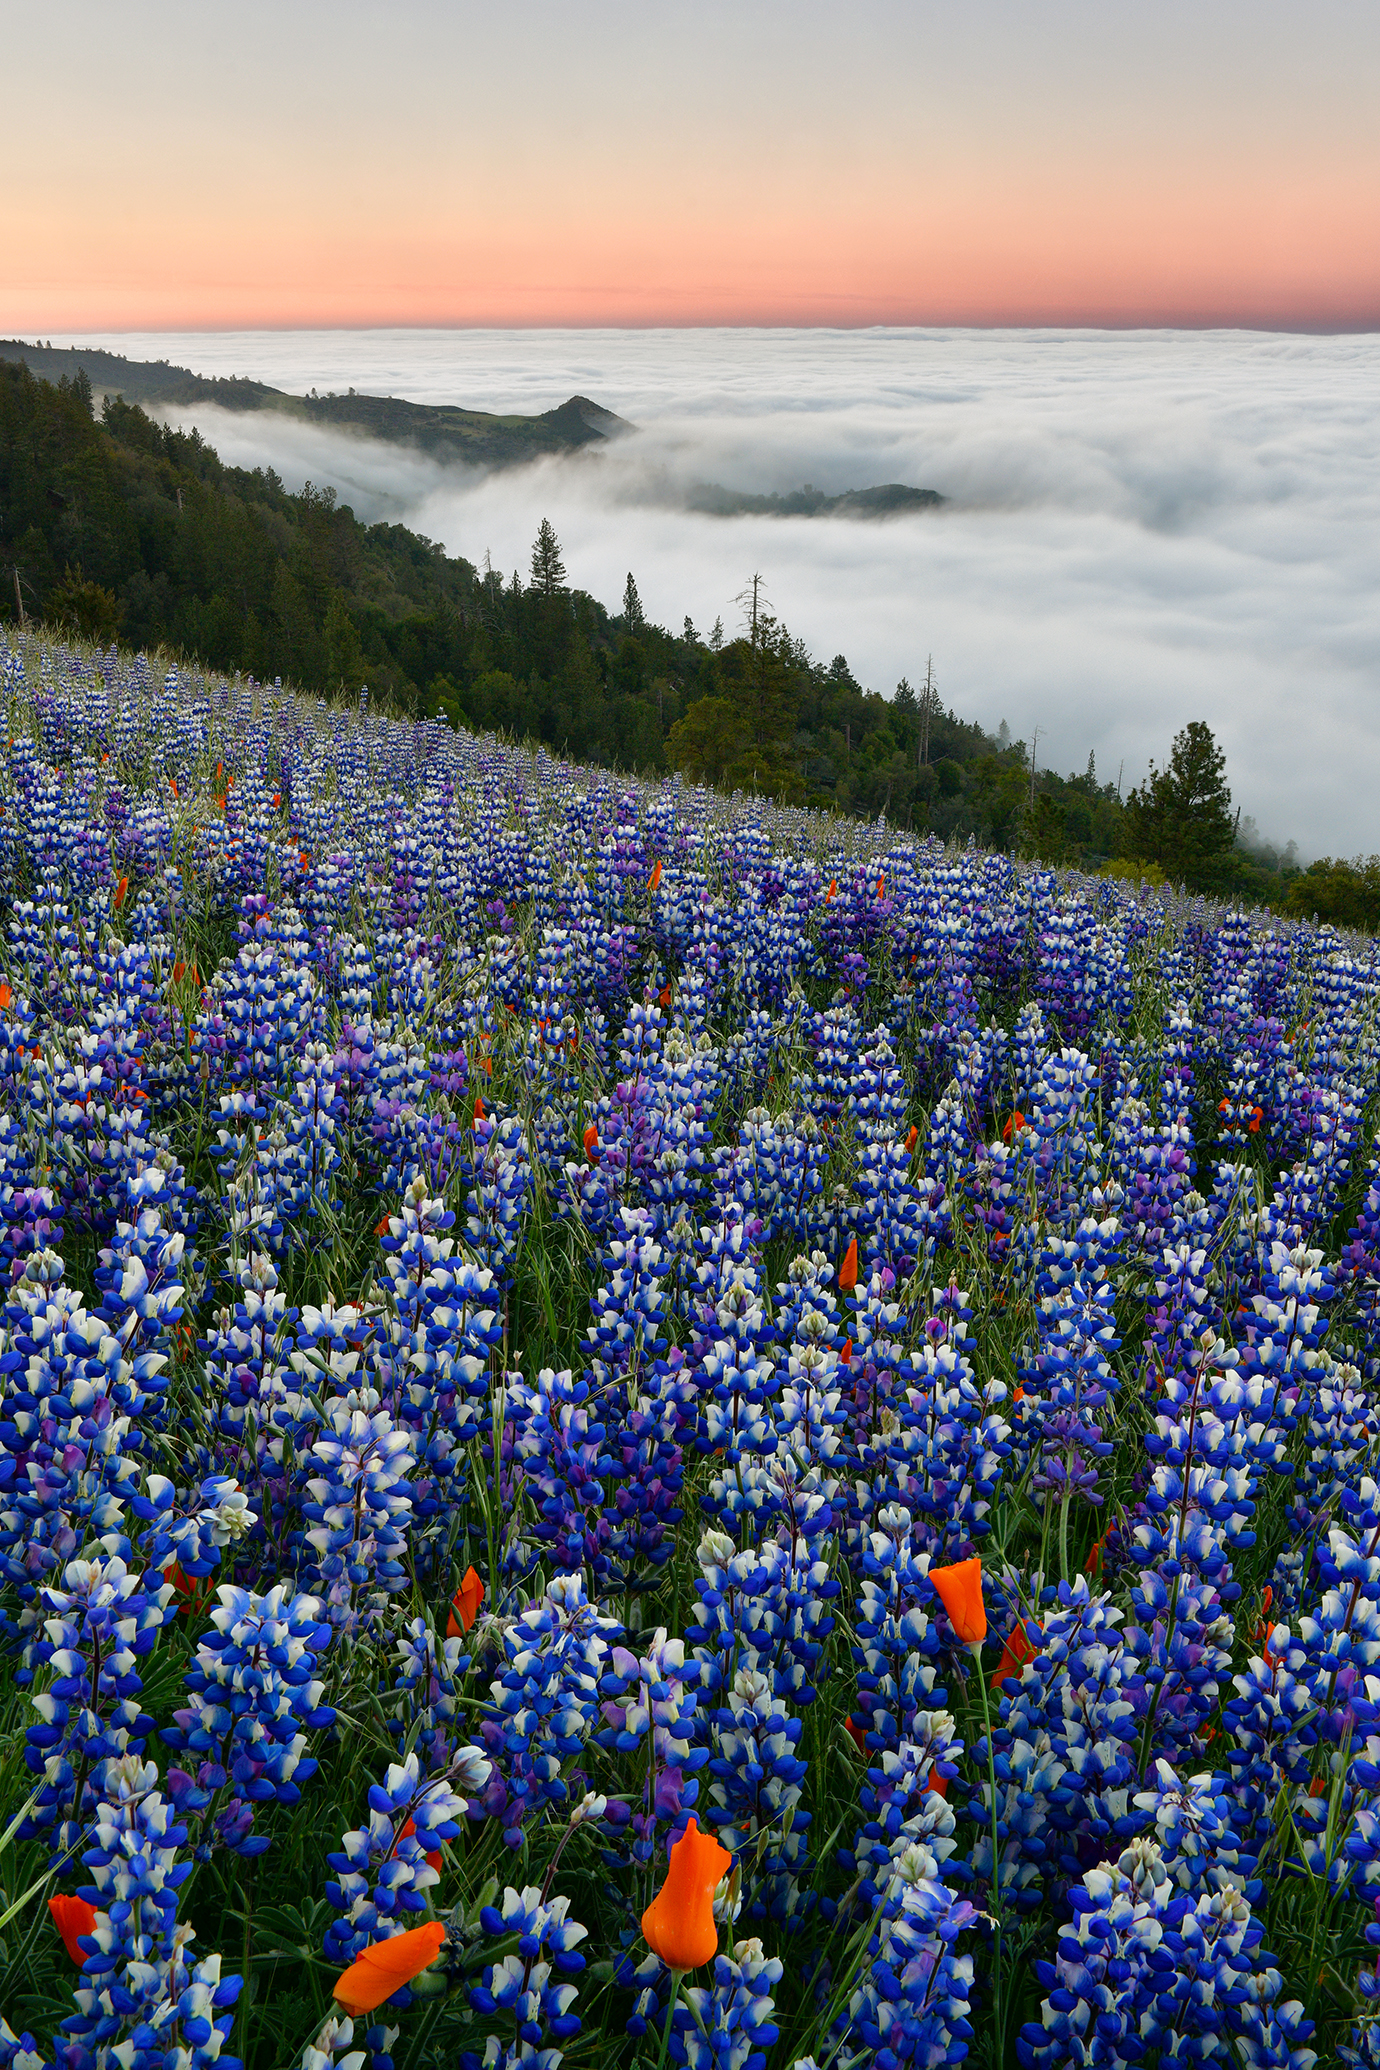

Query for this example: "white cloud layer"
[68,326,1380,860]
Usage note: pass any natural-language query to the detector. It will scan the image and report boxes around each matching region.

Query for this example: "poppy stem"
[652,1968,683,2070]
[974,1658,1004,2050]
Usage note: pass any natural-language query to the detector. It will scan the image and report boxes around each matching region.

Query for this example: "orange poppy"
[826,879,838,901]
[929,1557,987,1651]
[163,1563,213,1615]
[904,1125,918,1153]
[1002,1111,1025,1143]
[173,961,186,983]
[838,1238,859,1293]
[1309,1776,1328,1799]
[299,852,310,870]
[844,1716,868,1753]
[1218,1097,1230,1115]
[0,982,10,1012]
[170,777,179,799]
[658,984,673,1009]
[49,1894,98,1966]
[333,1921,447,2015]
[839,1337,852,1366]
[446,1566,484,1637]
[400,1816,442,1872]
[272,792,281,808]
[1083,1532,1108,1578]
[989,1620,1037,1688]
[925,1768,950,1799]
[641,1816,731,1973]
[473,1095,486,1123]
[876,874,885,899]
[114,875,129,910]
[648,860,663,892]
[375,1215,392,1237]
[583,1124,599,1156]
[1249,1107,1263,1133]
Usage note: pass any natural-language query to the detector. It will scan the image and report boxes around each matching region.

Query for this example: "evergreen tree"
[529,518,567,597]
[622,572,644,631]
[709,616,724,652]
[1123,720,1236,891]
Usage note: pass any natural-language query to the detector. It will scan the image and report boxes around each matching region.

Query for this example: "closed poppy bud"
[334,1920,447,2015]
[272,792,281,808]
[583,1123,598,1156]
[300,852,310,869]
[114,875,129,909]
[641,1816,731,1973]
[1218,1097,1230,1114]
[1249,1107,1263,1133]
[170,776,179,799]
[1002,1110,1025,1143]
[50,1893,98,1967]
[0,982,10,1012]
[376,1214,391,1237]
[876,874,885,898]
[658,984,672,1009]
[839,1337,852,1366]
[838,1238,859,1293]
[473,1094,485,1123]
[446,1566,484,1637]
[904,1125,918,1153]
[648,859,663,891]
[844,1716,867,1753]
[929,1557,987,1652]
[826,879,838,900]
[173,960,186,982]
[990,1619,1038,1688]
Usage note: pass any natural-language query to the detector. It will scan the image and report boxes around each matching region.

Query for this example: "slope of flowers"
[2,631,1380,2068]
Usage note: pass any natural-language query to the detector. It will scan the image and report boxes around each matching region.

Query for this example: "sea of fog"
[48,327,1380,860]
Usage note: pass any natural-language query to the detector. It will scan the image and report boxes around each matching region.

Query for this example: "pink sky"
[4,0,1377,332]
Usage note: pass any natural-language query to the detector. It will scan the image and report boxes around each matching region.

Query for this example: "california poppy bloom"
[826,879,838,900]
[170,777,179,799]
[876,874,885,899]
[641,1816,731,1973]
[173,961,186,983]
[838,1238,859,1293]
[164,1562,213,1615]
[446,1566,484,1637]
[375,1214,392,1237]
[904,1125,918,1153]
[839,1338,852,1366]
[1249,1107,1263,1133]
[1083,1531,1108,1579]
[648,860,663,892]
[583,1124,599,1156]
[929,1558,987,1651]
[1001,1111,1025,1143]
[658,984,672,1009]
[333,1920,447,2014]
[49,1894,97,1967]
[272,792,281,808]
[844,1716,868,1753]
[989,1620,1037,1688]
[473,1095,485,1123]
[0,982,10,1012]
[114,875,129,910]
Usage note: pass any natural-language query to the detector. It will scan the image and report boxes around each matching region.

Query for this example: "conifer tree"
[529,519,567,597]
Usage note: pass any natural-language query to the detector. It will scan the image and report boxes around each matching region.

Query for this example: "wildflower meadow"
[3,628,1380,2070]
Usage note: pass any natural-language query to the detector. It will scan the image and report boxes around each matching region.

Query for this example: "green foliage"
[1281,854,1380,933]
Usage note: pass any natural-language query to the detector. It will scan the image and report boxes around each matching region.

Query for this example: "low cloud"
[145,328,1380,860]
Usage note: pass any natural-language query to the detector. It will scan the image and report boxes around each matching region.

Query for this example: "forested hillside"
[0,355,1310,910]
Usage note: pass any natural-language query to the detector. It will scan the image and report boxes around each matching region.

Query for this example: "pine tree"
[623,572,645,632]
[709,616,724,652]
[529,519,567,598]
[1123,720,1236,891]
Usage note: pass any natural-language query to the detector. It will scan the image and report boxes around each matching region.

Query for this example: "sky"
[4,0,1380,331]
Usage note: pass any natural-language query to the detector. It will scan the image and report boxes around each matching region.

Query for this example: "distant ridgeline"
[0,346,1306,910]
